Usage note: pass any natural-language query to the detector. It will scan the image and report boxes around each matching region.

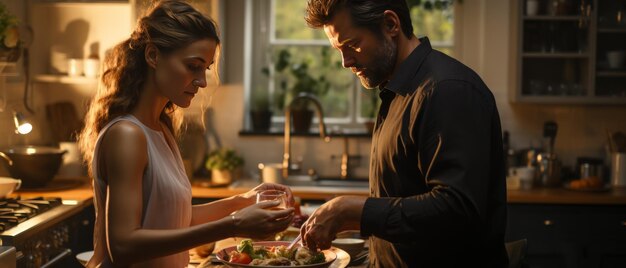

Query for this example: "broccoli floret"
[306,252,326,264]
[236,239,255,256]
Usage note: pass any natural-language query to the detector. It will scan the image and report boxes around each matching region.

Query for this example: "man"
[300,0,509,267]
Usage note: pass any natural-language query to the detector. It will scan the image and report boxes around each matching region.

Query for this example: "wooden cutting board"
[46,101,83,142]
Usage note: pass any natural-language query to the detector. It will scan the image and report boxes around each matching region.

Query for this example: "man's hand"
[300,196,366,251]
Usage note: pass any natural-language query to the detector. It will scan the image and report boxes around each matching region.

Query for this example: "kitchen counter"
[193,179,626,205]
[9,178,626,205]
[10,178,94,204]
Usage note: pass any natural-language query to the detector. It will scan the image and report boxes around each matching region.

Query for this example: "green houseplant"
[0,2,20,62]
[265,47,336,133]
[205,148,244,185]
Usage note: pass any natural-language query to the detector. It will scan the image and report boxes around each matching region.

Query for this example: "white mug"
[83,58,100,78]
[67,58,83,77]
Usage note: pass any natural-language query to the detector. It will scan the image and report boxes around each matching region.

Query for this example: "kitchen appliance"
[0,196,93,267]
[537,121,561,187]
[611,153,626,187]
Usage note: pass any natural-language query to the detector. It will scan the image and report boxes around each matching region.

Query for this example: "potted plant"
[269,48,334,133]
[0,2,20,62]
[205,148,244,186]
[249,87,272,132]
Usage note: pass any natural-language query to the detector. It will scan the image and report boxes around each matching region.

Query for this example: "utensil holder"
[611,153,626,187]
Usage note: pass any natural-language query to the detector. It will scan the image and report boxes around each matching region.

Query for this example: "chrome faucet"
[283,93,330,179]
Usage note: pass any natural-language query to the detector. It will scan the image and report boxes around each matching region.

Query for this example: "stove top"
[0,197,62,232]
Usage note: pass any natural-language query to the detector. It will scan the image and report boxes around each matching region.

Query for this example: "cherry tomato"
[229,252,252,264]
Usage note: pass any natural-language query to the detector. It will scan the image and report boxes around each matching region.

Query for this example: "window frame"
[243,0,460,131]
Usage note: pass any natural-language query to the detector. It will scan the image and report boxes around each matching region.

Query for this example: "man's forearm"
[336,195,367,231]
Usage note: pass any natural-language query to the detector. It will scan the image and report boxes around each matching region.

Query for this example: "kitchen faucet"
[283,93,330,179]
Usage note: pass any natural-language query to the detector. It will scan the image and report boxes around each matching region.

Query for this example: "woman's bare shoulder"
[99,120,148,161]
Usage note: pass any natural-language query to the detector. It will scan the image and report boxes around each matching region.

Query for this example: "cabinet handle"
[543,219,554,226]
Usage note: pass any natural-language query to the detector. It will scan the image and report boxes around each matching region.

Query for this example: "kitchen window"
[244,0,456,130]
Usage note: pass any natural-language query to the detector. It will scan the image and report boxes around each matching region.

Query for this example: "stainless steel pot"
[0,146,66,188]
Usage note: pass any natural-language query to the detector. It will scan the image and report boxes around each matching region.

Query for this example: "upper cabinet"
[514,0,626,104]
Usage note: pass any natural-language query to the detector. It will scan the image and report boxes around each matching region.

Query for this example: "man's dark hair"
[305,0,413,39]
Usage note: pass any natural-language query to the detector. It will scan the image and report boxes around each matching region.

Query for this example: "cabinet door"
[507,204,589,268]
[587,206,626,268]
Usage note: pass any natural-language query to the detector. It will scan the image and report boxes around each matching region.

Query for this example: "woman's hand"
[239,183,295,207]
[231,200,295,239]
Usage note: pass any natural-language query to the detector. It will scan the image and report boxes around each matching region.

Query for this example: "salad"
[228,239,326,266]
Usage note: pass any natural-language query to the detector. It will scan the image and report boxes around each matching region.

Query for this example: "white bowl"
[76,251,93,267]
[331,238,365,259]
[0,177,21,198]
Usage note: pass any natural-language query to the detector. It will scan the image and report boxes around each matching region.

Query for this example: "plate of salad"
[216,239,343,267]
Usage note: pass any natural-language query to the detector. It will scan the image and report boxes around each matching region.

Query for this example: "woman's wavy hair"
[78,0,220,174]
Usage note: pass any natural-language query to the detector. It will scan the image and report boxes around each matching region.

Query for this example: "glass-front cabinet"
[515,0,626,104]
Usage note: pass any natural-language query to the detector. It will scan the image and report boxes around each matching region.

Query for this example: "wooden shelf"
[522,52,589,58]
[0,62,19,76]
[516,95,626,105]
[596,71,626,77]
[523,15,584,21]
[598,28,626,33]
[34,74,98,85]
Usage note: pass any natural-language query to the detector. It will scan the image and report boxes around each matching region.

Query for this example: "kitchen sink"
[283,175,369,188]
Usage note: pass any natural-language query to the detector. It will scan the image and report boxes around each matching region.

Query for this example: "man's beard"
[358,37,397,89]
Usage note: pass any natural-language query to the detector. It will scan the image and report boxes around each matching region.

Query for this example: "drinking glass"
[256,190,288,210]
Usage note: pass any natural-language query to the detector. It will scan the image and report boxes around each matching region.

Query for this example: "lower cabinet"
[506,204,626,268]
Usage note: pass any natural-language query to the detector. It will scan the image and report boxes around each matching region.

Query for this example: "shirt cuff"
[360,197,391,237]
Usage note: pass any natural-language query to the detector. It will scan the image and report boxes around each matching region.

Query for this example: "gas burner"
[0,197,62,232]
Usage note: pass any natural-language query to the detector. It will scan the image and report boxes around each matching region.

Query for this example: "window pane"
[268,45,354,118]
[358,87,380,120]
[273,0,328,40]
[411,5,454,54]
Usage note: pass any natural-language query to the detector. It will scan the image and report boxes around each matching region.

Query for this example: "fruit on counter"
[569,176,602,189]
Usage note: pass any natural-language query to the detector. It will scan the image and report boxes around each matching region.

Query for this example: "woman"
[78,1,294,267]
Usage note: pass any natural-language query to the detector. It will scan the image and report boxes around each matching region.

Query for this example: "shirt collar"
[382,36,432,96]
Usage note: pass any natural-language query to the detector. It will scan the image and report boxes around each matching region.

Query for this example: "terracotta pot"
[211,169,240,185]
[250,110,272,132]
